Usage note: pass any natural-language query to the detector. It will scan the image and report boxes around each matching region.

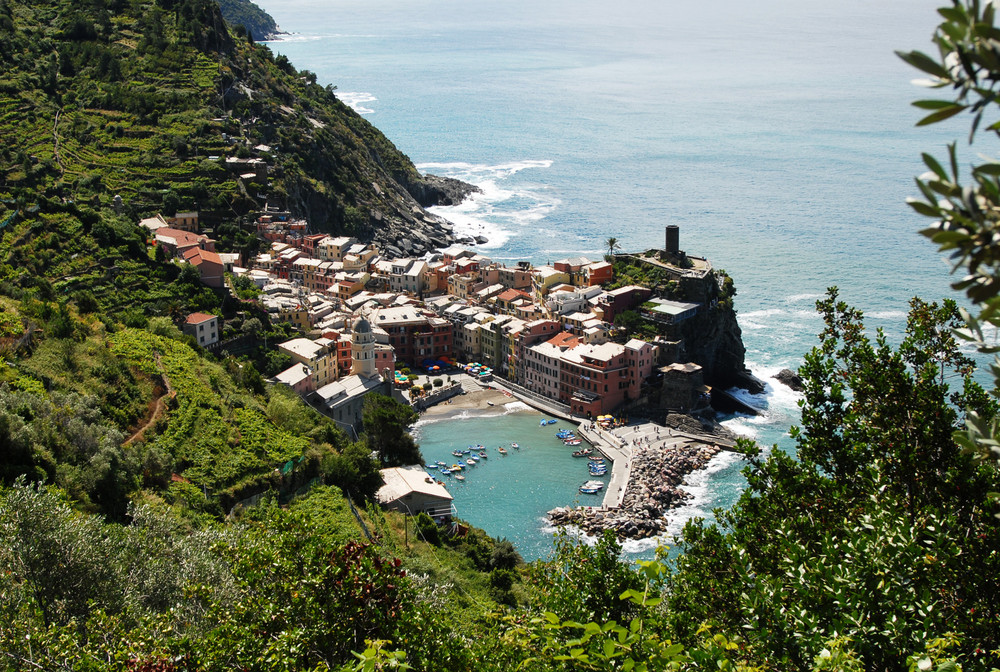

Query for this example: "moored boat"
[479,451,488,459]
[455,474,466,481]
[511,442,519,449]
[572,448,593,457]
[466,458,476,466]
[498,446,508,455]
[564,439,582,446]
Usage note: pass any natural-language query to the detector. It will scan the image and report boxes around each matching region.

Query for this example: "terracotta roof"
[185,312,217,324]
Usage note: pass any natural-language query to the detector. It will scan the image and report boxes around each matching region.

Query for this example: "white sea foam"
[738,307,819,332]
[662,449,744,538]
[336,92,377,114]
[718,362,804,441]
[419,160,558,251]
[785,292,824,303]
[263,33,379,43]
[867,310,908,321]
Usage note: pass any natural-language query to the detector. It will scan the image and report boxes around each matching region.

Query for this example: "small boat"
[440,468,452,475]
[478,451,488,459]
[579,481,603,494]
[588,458,605,464]
[498,447,508,455]
[470,454,480,462]
[540,419,547,427]
[455,474,466,481]
[436,460,447,467]
[451,463,464,471]
[555,431,574,439]
[589,468,608,476]
[511,442,519,449]
[565,440,582,446]
[487,401,495,406]
[466,458,476,466]
[462,448,472,454]
[452,450,464,457]
[547,419,557,425]
[572,448,593,457]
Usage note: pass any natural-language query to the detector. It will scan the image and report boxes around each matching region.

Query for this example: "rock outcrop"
[548,442,721,541]
[773,368,804,392]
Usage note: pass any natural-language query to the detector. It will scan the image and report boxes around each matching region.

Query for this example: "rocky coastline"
[548,441,721,541]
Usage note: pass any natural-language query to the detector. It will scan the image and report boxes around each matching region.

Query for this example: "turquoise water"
[255,0,977,558]
[414,403,746,560]
[412,404,614,557]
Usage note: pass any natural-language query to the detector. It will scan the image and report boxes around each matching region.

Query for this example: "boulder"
[773,368,804,392]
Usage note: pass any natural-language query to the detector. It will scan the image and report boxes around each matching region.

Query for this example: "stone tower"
[351,316,376,377]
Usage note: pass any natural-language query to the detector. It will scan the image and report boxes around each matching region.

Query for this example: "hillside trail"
[124,353,175,446]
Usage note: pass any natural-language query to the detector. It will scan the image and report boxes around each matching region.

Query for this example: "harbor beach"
[413,373,742,559]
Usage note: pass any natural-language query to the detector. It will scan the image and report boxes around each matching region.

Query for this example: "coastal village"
[140,207,744,541]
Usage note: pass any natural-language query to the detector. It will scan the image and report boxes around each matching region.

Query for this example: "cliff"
[611,252,749,391]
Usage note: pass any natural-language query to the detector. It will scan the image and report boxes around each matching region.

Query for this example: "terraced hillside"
[0,0,467,265]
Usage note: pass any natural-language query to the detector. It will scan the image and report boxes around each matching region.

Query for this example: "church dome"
[352,316,372,334]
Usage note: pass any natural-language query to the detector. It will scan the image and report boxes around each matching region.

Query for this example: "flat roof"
[378,464,453,504]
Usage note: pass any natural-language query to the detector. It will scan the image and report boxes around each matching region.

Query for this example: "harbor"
[413,372,743,554]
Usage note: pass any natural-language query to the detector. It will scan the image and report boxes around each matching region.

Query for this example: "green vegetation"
[0,1,998,670]
[216,0,278,41]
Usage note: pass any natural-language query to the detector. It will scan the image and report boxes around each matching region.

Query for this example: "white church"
[310,317,392,435]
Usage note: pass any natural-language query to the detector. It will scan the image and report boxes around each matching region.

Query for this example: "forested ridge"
[0,0,999,670]
[215,0,279,41]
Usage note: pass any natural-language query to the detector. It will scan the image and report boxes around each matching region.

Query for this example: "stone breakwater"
[547,442,721,541]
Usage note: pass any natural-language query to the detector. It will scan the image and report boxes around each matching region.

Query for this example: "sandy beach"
[419,384,519,417]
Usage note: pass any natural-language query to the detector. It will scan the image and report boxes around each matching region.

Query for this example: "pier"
[475,373,740,539]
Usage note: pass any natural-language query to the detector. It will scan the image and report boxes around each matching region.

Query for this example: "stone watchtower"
[351,316,377,377]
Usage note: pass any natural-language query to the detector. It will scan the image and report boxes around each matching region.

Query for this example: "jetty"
[475,375,741,541]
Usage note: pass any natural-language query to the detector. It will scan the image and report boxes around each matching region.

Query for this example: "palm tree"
[605,237,620,258]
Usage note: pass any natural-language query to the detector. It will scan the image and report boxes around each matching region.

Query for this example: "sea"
[255,0,971,560]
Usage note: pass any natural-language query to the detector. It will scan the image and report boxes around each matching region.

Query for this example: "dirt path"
[123,354,175,446]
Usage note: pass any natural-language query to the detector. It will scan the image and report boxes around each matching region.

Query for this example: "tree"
[897,1,1000,473]
[362,393,422,466]
[605,236,620,258]
[665,291,1000,669]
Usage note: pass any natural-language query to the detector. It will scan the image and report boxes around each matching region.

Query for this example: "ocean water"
[255,0,972,559]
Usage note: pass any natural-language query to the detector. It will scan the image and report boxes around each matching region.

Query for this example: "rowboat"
[498,447,508,455]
